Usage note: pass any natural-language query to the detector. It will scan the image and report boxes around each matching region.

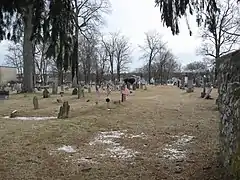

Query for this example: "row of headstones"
[33,95,70,119]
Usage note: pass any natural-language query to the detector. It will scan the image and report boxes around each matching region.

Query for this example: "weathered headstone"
[144,85,147,90]
[59,91,64,97]
[186,73,194,93]
[77,86,81,99]
[121,85,127,102]
[140,83,143,89]
[81,87,85,97]
[72,88,78,95]
[33,96,39,109]
[132,84,136,90]
[52,82,58,94]
[10,110,18,118]
[88,86,91,93]
[43,88,50,98]
[61,85,64,91]
[58,101,70,119]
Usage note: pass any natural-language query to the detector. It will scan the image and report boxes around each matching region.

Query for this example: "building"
[0,66,17,85]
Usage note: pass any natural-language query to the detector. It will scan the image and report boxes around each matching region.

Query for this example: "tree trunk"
[22,5,34,92]
[148,62,151,84]
[58,70,63,86]
[117,65,120,82]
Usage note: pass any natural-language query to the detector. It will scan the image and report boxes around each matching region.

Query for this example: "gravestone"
[72,88,77,95]
[136,83,139,89]
[61,85,64,91]
[52,82,58,94]
[33,96,39,109]
[186,73,194,93]
[132,84,136,90]
[10,110,18,118]
[78,86,81,99]
[121,85,126,102]
[81,87,85,97]
[58,101,70,119]
[88,86,91,93]
[43,88,50,98]
[144,85,147,90]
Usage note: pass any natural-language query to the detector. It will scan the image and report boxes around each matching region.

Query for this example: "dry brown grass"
[0,86,222,180]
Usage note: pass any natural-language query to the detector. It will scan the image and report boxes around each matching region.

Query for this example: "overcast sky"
[0,0,203,71]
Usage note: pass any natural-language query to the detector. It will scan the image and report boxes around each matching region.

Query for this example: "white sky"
[0,0,203,71]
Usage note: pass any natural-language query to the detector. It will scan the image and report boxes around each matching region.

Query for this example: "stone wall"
[217,50,240,179]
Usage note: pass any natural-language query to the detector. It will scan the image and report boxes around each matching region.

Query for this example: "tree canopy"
[154,0,220,35]
[0,0,73,58]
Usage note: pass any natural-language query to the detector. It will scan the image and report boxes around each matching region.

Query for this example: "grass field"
[0,86,222,180]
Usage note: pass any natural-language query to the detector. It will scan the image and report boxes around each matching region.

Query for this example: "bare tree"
[71,0,111,85]
[153,50,177,84]
[78,35,98,84]
[96,44,109,84]
[34,43,53,85]
[4,43,23,75]
[115,34,132,82]
[197,0,240,78]
[101,32,118,82]
[139,31,166,83]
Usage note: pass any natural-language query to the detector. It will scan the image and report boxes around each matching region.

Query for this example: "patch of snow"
[4,116,57,120]
[107,146,139,159]
[76,157,97,164]
[89,130,139,160]
[89,131,124,145]
[58,145,76,153]
[128,132,147,139]
[162,135,194,160]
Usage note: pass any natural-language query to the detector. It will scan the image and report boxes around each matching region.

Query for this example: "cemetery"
[1,0,240,179]
[0,83,221,180]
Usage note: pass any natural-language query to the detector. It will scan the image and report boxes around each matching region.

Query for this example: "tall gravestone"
[52,81,58,94]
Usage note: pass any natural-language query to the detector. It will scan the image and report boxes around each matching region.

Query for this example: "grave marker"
[58,101,70,119]
[33,96,39,109]
[43,88,50,98]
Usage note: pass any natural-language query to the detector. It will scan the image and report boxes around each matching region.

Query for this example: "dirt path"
[0,86,222,180]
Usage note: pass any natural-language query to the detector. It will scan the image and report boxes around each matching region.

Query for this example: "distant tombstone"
[16,83,22,94]
[61,85,64,91]
[127,83,130,90]
[33,96,39,109]
[72,76,77,88]
[144,85,147,90]
[81,87,85,97]
[72,88,78,95]
[132,84,136,90]
[136,83,140,89]
[52,82,58,94]
[140,83,143,89]
[88,86,91,93]
[59,91,64,97]
[121,85,127,102]
[58,101,70,119]
[43,88,50,98]
[186,74,194,93]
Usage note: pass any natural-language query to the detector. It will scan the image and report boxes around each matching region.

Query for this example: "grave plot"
[0,86,222,180]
